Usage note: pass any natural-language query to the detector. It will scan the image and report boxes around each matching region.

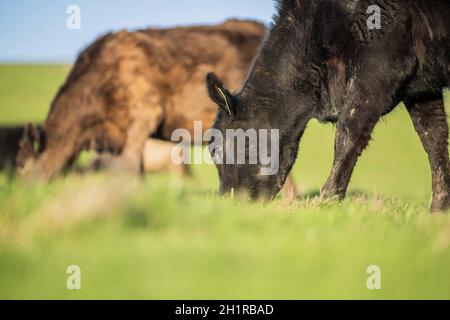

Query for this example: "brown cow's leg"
[283,174,299,204]
[406,96,450,212]
[22,140,77,182]
[110,107,163,173]
[320,102,382,200]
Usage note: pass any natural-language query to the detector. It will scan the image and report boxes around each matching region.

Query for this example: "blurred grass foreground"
[0,65,449,299]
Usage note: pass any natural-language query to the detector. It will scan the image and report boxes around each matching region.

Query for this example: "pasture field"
[0,65,449,300]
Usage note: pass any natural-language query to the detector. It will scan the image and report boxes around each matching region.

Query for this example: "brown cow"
[17,19,266,180]
[15,19,299,201]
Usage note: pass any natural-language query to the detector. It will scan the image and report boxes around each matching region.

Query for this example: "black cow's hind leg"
[406,95,450,212]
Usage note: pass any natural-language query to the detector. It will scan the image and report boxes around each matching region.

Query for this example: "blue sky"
[0,0,275,63]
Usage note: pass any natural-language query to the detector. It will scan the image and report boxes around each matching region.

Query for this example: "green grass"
[0,65,449,300]
[0,65,69,125]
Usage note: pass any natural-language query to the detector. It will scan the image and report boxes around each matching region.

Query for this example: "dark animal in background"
[0,127,24,171]
[0,125,43,172]
[207,0,450,212]
[17,20,266,180]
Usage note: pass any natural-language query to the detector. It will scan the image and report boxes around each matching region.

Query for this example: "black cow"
[207,0,450,212]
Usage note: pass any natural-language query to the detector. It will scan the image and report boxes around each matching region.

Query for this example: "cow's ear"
[206,73,234,117]
[24,123,39,152]
[25,123,37,142]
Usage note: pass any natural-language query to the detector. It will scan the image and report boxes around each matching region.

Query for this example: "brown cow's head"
[16,123,45,175]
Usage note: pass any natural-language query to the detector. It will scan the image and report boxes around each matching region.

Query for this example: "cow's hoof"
[319,188,345,202]
[430,195,450,213]
[283,186,299,205]
[106,157,142,175]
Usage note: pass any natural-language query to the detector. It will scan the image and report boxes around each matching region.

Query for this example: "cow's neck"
[238,21,312,136]
[239,35,299,123]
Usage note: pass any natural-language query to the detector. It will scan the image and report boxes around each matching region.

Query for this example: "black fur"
[0,126,24,172]
[207,0,450,211]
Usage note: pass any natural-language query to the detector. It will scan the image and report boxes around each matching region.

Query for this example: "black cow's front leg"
[406,96,450,212]
[319,43,414,201]
[320,101,382,200]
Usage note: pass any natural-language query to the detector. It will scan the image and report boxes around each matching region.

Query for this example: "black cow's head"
[206,64,320,201]
[206,73,296,200]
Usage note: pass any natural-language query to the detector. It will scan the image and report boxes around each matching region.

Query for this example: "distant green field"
[0,65,70,125]
[0,65,449,300]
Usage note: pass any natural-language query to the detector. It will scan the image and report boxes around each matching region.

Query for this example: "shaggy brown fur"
[17,20,266,180]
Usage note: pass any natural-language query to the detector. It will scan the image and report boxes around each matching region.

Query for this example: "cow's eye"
[208,140,215,155]
[210,145,223,164]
